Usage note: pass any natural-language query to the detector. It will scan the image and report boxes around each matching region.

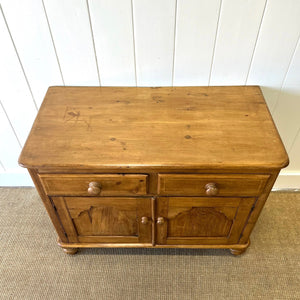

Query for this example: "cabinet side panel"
[51,197,79,242]
[228,198,256,243]
[28,169,68,242]
[239,172,279,243]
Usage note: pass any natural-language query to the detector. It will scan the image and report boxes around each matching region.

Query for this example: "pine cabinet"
[19,86,288,255]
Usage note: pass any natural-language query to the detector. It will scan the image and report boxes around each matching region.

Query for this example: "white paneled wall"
[247,0,300,111]
[43,0,100,85]
[173,0,220,85]
[133,0,176,86]
[210,0,266,85]
[0,5,37,145]
[0,0,300,187]
[1,0,64,106]
[88,0,136,86]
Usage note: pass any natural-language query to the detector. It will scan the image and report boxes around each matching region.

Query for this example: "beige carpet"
[0,188,299,300]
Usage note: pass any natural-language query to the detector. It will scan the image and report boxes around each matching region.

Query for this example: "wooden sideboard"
[19,86,288,255]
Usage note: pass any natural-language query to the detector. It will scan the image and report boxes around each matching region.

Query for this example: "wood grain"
[19,86,288,254]
[51,197,79,242]
[39,174,148,196]
[238,172,278,244]
[19,86,289,170]
[28,169,68,243]
[156,196,254,245]
[58,238,250,250]
[158,174,269,196]
[167,207,234,237]
[60,196,152,244]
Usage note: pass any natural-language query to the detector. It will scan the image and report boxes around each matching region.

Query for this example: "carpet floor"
[0,188,299,300]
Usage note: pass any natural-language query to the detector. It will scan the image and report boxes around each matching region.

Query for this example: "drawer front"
[158,174,269,197]
[39,174,148,196]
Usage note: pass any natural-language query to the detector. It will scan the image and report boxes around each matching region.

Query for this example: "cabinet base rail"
[58,238,250,256]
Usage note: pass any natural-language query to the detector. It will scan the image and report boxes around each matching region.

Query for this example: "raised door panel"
[156,197,255,245]
[51,197,152,244]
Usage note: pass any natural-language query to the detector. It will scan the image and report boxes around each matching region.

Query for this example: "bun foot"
[229,240,250,256]
[230,248,246,256]
[62,247,78,255]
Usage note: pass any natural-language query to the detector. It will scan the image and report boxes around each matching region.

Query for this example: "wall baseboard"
[0,172,33,186]
[273,172,300,189]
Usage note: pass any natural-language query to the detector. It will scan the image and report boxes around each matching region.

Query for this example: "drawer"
[158,174,269,197]
[39,174,148,196]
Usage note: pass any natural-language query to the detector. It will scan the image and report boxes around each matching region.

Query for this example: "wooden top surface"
[19,86,289,170]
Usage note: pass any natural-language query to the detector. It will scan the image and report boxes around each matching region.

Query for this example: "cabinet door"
[51,197,152,244]
[156,197,255,245]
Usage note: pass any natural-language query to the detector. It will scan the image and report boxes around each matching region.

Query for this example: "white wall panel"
[43,0,99,85]
[272,38,300,155]
[247,0,300,110]
[272,86,300,152]
[1,0,63,107]
[0,102,21,170]
[210,0,266,85]
[0,8,37,146]
[173,0,220,86]
[287,131,300,172]
[88,0,136,86]
[133,0,176,86]
[0,172,33,186]
[1,0,300,186]
[0,160,5,172]
[0,103,32,186]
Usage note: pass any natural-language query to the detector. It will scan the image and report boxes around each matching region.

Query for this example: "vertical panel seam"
[272,32,300,114]
[288,125,300,154]
[42,0,65,85]
[208,0,223,86]
[281,32,300,153]
[171,0,178,87]
[0,160,5,172]
[0,100,22,148]
[131,0,138,86]
[0,5,38,110]
[245,0,268,85]
[86,0,101,86]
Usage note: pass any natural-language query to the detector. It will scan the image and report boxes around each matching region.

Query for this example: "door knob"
[205,182,218,196]
[157,217,165,224]
[141,217,149,225]
[88,181,101,195]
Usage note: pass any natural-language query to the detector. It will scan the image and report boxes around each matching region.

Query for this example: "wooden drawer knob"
[141,217,149,225]
[157,217,165,224]
[205,182,218,196]
[88,181,101,195]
